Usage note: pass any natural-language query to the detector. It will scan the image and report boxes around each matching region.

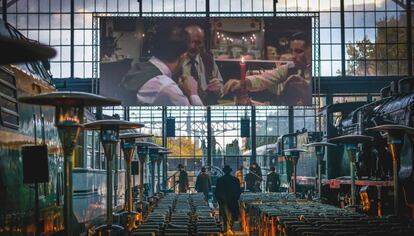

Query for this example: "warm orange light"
[26,224,36,234]
[377,201,382,217]
[271,218,276,236]
[58,114,80,124]
[126,213,141,232]
[241,56,245,64]
[240,207,250,234]
[389,143,398,161]
[360,192,370,212]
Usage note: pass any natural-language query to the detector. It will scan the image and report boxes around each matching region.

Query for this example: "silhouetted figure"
[251,162,262,192]
[245,166,256,192]
[195,167,212,201]
[177,164,189,193]
[215,165,241,233]
[266,166,281,192]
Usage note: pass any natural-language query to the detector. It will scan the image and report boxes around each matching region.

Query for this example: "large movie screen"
[100,17,312,106]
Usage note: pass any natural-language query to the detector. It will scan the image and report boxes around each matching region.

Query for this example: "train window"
[86,131,94,169]
[120,153,125,170]
[0,67,19,130]
[283,135,297,149]
[92,131,99,169]
[371,95,381,101]
[101,153,106,170]
[98,150,103,169]
[74,143,84,168]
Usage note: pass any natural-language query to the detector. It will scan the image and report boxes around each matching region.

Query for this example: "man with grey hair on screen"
[180,24,224,105]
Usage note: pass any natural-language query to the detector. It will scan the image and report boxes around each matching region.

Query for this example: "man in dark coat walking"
[195,167,212,201]
[251,162,263,192]
[214,165,241,233]
[245,166,256,192]
[266,166,281,192]
[177,164,189,193]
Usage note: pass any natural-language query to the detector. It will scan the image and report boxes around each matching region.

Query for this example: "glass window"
[4,1,412,180]
[7,0,409,78]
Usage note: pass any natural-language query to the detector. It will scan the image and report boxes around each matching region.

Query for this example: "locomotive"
[274,77,414,217]
[322,77,414,217]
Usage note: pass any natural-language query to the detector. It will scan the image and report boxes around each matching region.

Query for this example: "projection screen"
[100,17,312,106]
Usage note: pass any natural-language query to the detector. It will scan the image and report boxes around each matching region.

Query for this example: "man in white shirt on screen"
[135,25,204,106]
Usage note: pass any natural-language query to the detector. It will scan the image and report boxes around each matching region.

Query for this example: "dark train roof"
[0,19,53,84]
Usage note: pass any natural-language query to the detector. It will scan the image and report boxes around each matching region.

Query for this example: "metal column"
[207,106,212,167]
[288,107,294,133]
[70,0,74,79]
[407,0,412,76]
[340,0,346,77]
[138,0,143,17]
[206,0,210,17]
[114,147,119,207]
[2,0,7,22]
[162,107,167,147]
[251,106,257,164]
[162,106,168,188]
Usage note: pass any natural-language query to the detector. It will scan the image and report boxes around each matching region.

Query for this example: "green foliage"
[167,137,203,158]
[345,14,409,76]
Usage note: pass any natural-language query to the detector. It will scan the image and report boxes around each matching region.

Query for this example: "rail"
[164,170,180,192]
[205,165,224,176]
[242,166,269,191]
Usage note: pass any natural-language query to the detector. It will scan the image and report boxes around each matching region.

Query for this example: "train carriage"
[0,19,130,234]
[0,19,62,233]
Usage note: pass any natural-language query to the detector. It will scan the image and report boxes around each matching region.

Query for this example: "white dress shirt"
[137,57,204,106]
